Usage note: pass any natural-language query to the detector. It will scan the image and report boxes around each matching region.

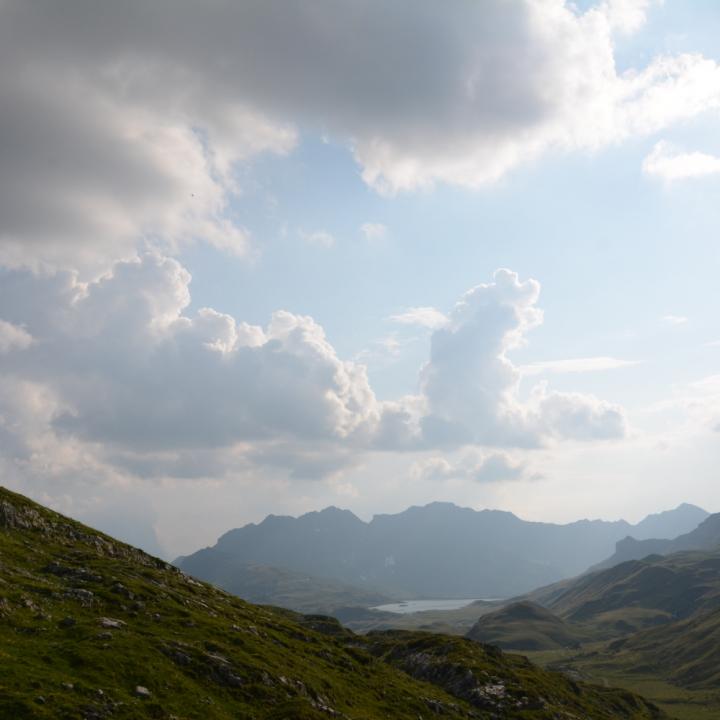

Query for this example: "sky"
[1,0,719,558]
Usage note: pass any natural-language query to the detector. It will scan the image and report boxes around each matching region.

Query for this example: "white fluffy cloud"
[643,141,720,181]
[411,270,627,448]
[389,307,449,330]
[0,260,625,492]
[2,0,720,271]
[0,255,379,459]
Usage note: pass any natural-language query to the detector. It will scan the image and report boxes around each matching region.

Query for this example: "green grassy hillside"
[466,601,589,651]
[526,551,720,637]
[0,486,666,720]
[609,606,720,688]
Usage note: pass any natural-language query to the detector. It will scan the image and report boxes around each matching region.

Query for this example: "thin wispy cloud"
[388,307,448,330]
[360,222,388,242]
[299,229,335,248]
[521,357,641,376]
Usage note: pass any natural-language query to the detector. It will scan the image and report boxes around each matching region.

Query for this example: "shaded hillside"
[596,513,720,570]
[177,501,704,601]
[466,601,588,651]
[528,550,720,636]
[610,606,720,688]
[176,550,392,614]
[0,487,666,719]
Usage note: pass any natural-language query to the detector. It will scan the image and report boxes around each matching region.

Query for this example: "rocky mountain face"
[177,501,708,602]
[0,486,666,720]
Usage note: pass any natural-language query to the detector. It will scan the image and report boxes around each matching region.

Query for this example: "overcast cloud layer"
[1,0,719,553]
[3,0,720,271]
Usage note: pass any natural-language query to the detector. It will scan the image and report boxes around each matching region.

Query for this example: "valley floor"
[525,646,720,720]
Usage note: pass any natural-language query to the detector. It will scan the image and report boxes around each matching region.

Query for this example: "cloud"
[531,384,627,440]
[383,269,628,449]
[0,255,384,483]
[663,314,689,325]
[0,260,627,497]
[3,0,720,270]
[521,356,640,375]
[0,319,33,354]
[411,451,531,484]
[643,141,720,182]
[388,307,449,330]
[360,223,388,242]
[602,0,654,35]
[299,229,335,248]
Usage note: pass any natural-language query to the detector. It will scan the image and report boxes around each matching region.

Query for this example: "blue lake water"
[371,598,497,614]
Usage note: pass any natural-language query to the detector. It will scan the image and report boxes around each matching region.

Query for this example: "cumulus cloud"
[0,260,626,494]
[643,141,720,182]
[411,451,531,484]
[388,307,449,330]
[530,384,627,440]
[2,0,720,270]
[0,254,382,479]
[410,270,627,447]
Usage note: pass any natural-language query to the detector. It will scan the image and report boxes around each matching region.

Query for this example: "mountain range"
[176,501,709,604]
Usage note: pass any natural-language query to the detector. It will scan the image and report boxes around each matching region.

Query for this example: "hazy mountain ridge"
[0,486,666,719]
[177,501,708,604]
[176,549,394,614]
[596,511,720,570]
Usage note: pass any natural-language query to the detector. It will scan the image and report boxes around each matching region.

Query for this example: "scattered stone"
[64,588,95,606]
[45,562,103,583]
[134,685,151,698]
[97,632,113,640]
[98,617,125,629]
[34,696,46,705]
[110,582,134,599]
[21,597,39,611]
[61,682,74,691]
[59,616,76,628]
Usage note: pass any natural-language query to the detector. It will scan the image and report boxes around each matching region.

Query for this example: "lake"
[371,598,497,614]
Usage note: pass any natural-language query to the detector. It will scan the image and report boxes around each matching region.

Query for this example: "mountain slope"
[466,601,588,651]
[611,605,720,688]
[596,513,720,570]
[175,550,392,613]
[0,487,666,719]
[527,550,720,636]
[177,501,705,601]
